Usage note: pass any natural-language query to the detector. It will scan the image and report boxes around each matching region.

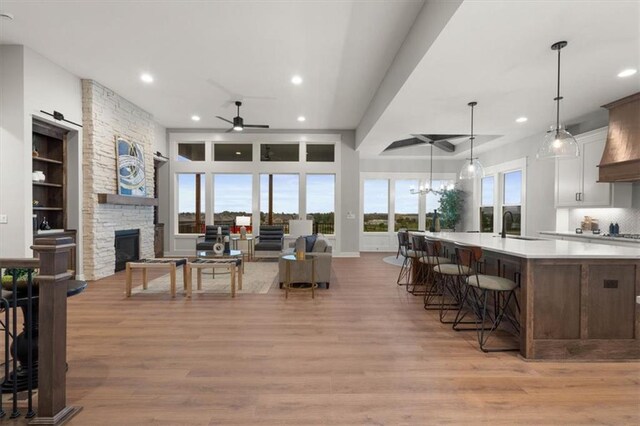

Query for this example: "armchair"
[195,225,231,253]
[279,235,333,289]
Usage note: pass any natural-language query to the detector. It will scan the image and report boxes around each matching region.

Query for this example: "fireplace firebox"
[115,229,140,272]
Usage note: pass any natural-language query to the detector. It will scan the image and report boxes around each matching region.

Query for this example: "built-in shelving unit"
[32,121,67,230]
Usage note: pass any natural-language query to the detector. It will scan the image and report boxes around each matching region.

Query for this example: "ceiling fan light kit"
[537,40,579,160]
[216,101,269,133]
[459,101,484,180]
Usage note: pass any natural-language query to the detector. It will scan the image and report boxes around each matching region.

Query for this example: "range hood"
[598,92,640,182]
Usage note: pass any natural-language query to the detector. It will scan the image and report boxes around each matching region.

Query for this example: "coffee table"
[196,249,245,273]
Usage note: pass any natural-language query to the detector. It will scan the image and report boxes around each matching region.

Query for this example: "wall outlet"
[0,214,7,224]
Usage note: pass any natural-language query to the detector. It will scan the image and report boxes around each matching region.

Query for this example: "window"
[306,174,335,234]
[260,174,299,233]
[177,143,205,161]
[425,180,446,231]
[306,144,335,162]
[177,173,205,233]
[260,144,299,162]
[502,170,522,235]
[480,176,494,233]
[214,174,252,227]
[363,179,389,232]
[395,180,419,231]
[214,143,252,161]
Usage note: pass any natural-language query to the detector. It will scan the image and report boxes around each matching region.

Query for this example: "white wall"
[0,46,83,268]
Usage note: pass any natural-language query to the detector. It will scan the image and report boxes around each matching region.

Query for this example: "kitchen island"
[417,232,640,360]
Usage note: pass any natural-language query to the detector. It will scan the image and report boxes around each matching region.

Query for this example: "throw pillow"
[294,236,306,253]
[304,235,317,252]
[312,237,328,253]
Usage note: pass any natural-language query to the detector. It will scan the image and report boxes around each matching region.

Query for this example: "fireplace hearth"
[115,229,140,272]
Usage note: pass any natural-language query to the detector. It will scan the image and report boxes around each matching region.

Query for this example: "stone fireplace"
[82,80,155,280]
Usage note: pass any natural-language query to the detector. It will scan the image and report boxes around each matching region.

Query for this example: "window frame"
[473,158,527,236]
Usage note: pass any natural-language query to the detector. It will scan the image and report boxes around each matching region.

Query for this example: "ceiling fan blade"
[216,116,234,125]
[244,124,270,129]
[384,137,425,152]
[432,140,456,153]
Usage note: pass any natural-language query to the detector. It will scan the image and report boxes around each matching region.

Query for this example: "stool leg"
[238,265,243,290]
[197,268,202,290]
[231,266,236,298]
[170,263,177,298]
[125,263,132,297]
[186,265,192,298]
[142,268,148,290]
[183,264,188,290]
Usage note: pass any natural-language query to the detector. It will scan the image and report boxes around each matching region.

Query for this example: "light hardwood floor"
[52,253,639,424]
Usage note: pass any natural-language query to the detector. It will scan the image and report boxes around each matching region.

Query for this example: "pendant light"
[410,142,444,195]
[537,41,579,159]
[459,101,484,180]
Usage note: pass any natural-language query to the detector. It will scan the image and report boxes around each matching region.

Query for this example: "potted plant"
[438,188,463,231]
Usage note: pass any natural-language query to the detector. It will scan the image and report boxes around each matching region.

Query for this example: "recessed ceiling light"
[0,12,14,20]
[516,117,528,123]
[191,115,200,121]
[235,151,242,155]
[297,116,306,122]
[617,68,637,78]
[291,75,303,85]
[140,73,154,83]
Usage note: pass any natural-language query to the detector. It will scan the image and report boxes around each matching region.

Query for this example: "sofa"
[279,234,332,289]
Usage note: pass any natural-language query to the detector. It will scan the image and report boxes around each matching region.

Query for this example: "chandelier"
[410,142,453,195]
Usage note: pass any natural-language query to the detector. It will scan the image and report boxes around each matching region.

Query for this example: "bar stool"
[408,234,429,295]
[424,237,473,324]
[396,230,416,286]
[453,242,520,353]
[419,237,450,307]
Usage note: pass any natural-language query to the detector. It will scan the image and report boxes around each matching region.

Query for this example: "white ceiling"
[0,0,424,129]
[357,0,640,159]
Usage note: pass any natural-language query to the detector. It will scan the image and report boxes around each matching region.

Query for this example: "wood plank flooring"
[32,254,640,424]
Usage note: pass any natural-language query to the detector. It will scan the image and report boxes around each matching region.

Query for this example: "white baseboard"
[333,252,360,258]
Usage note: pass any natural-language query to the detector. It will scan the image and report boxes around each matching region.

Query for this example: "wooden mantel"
[97,193,158,206]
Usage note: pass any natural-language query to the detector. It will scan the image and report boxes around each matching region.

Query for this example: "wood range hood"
[598,92,640,182]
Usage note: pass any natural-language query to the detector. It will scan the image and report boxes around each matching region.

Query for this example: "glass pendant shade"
[537,125,579,159]
[459,158,484,180]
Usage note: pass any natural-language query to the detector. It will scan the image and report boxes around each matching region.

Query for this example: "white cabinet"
[555,127,631,208]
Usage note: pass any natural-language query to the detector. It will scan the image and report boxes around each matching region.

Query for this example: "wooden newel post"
[30,237,82,425]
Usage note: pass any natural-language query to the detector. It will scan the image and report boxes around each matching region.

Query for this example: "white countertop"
[540,231,640,244]
[414,232,640,259]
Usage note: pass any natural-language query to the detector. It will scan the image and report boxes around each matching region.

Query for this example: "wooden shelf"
[33,182,63,188]
[33,207,63,211]
[98,193,158,206]
[32,156,63,165]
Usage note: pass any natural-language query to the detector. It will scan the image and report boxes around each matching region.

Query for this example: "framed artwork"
[116,137,146,196]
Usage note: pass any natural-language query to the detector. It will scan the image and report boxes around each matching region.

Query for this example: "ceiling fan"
[216,101,270,132]
[384,134,465,153]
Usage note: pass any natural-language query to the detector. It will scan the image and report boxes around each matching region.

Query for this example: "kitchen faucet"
[501,210,514,239]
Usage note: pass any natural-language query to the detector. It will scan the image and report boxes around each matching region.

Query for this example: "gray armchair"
[279,235,332,289]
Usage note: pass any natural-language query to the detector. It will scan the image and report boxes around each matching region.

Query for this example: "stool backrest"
[411,234,425,258]
[424,236,445,267]
[454,242,482,277]
[397,231,410,256]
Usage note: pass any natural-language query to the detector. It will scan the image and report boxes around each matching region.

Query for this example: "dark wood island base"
[420,232,640,361]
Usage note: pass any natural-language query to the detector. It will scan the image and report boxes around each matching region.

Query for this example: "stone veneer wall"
[82,80,155,280]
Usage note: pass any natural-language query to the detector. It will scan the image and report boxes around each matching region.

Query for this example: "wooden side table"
[125,258,187,298]
[282,254,317,299]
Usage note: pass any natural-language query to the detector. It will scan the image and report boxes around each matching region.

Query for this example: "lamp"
[236,216,251,239]
[410,142,445,195]
[459,101,484,180]
[537,41,579,159]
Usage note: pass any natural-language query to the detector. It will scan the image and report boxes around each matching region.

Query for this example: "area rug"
[131,261,279,295]
[382,256,404,267]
